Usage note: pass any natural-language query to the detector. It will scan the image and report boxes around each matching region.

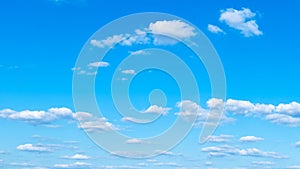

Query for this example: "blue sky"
[1,0,300,168]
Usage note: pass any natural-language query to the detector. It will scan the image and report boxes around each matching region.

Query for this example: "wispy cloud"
[17,144,51,152]
[208,24,225,34]
[239,136,264,142]
[201,145,287,159]
[62,154,90,160]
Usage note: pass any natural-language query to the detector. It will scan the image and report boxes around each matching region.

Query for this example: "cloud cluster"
[219,8,263,37]
[90,20,196,49]
[75,112,116,132]
[201,145,287,159]
[225,99,300,127]
[0,107,73,124]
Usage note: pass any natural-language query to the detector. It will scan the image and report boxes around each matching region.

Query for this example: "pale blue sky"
[0,0,300,168]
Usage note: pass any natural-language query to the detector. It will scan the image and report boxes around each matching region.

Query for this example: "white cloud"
[125,138,151,144]
[207,135,233,143]
[0,107,74,124]
[275,102,300,115]
[90,35,126,48]
[17,144,50,152]
[208,24,224,34]
[201,145,287,159]
[220,8,263,37]
[144,105,171,115]
[226,99,254,115]
[121,69,136,75]
[149,20,196,39]
[75,112,117,132]
[239,136,264,142]
[175,99,233,126]
[129,50,148,56]
[54,162,91,168]
[90,30,149,49]
[295,141,300,147]
[62,154,90,160]
[265,113,300,127]
[88,61,109,68]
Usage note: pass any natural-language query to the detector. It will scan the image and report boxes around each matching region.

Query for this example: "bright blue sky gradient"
[1,0,300,168]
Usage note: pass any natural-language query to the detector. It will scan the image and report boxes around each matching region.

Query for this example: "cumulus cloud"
[239,136,264,142]
[149,20,196,39]
[175,99,234,127]
[224,99,300,127]
[208,24,224,34]
[0,107,73,124]
[17,144,51,152]
[62,154,90,160]
[144,105,171,115]
[220,8,263,37]
[75,112,117,132]
[201,145,287,159]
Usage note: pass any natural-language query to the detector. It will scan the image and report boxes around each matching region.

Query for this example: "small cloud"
[125,139,150,144]
[208,24,224,34]
[207,135,233,143]
[88,61,109,68]
[75,112,117,132]
[129,50,148,56]
[62,154,90,160]
[295,141,300,147]
[239,136,264,142]
[220,8,263,37]
[17,144,51,152]
[121,69,136,75]
[144,105,171,115]
[54,162,91,168]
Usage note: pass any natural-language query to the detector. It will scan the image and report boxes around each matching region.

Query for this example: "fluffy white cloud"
[144,105,171,115]
[207,135,233,143]
[208,24,224,34]
[17,144,50,152]
[201,145,287,159]
[62,154,90,160]
[220,8,263,37]
[149,20,196,39]
[239,136,264,142]
[121,69,136,75]
[0,107,73,124]
[265,113,300,127]
[175,99,233,126]
[275,102,300,115]
[226,99,254,115]
[75,112,117,132]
